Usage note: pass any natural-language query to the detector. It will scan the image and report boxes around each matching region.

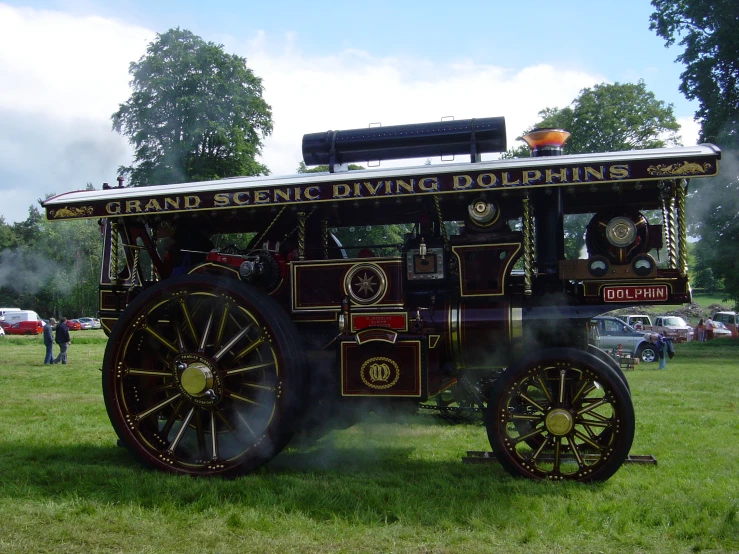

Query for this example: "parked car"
[619,314,653,331]
[67,319,82,331]
[76,318,94,330]
[653,316,694,342]
[711,320,733,338]
[590,316,658,363]
[5,320,43,335]
[711,312,738,338]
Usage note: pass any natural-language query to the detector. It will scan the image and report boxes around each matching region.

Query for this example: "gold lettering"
[396,179,414,193]
[333,184,351,198]
[106,202,121,215]
[143,199,163,212]
[185,196,201,209]
[295,187,302,201]
[571,167,582,182]
[453,175,473,189]
[274,188,291,202]
[165,197,181,210]
[384,181,392,194]
[585,166,604,181]
[522,170,542,185]
[126,200,142,213]
[365,181,383,196]
[214,193,229,207]
[304,186,319,200]
[233,192,250,205]
[419,177,438,191]
[254,190,270,204]
[354,183,362,196]
[501,172,520,186]
[545,169,568,183]
[476,173,498,188]
[609,164,629,179]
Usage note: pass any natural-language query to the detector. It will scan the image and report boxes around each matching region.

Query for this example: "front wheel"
[486,348,634,482]
[102,274,306,477]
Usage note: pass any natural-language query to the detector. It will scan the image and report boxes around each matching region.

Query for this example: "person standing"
[705,317,714,341]
[43,318,56,364]
[695,318,706,342]
[53,317,71,365]
[657,334,668,370]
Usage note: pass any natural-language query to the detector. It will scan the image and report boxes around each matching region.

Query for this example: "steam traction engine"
[43,117,721,482]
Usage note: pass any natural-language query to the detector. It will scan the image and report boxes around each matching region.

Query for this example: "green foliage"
[504,81,681,259]
[650,0,739,145]
[296,162,366,173]
[112,28,273,186]
[651,1,739,306]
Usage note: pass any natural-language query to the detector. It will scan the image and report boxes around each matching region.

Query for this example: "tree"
[112,28,273,186]
[651,1,739,307]
[650,0,739,145]
[505,81,681,258]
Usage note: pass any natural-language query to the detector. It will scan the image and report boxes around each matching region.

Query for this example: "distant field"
[0,336,737,553]
[692,292,733,309]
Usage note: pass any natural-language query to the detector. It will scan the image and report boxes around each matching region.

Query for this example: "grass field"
[0,332,737,553]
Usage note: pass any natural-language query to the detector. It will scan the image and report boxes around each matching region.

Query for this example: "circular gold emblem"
[360,357,400,390]
[344,263,387,305]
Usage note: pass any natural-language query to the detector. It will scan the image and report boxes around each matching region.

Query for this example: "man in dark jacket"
[43,317,56,364]
[53,317,71,365]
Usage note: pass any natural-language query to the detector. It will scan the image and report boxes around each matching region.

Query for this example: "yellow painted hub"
[545,408,574,436]
[180,363,214,396]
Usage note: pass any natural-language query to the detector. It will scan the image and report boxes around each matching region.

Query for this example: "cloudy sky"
[0,0,699,224]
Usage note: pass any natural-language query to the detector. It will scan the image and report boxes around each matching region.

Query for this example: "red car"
[5,320,43,335]
[66,319,82,331]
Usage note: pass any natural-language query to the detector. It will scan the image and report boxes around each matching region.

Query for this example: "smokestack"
[521,129,571,277]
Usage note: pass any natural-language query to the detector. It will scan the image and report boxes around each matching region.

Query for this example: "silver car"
[590,316,658,363]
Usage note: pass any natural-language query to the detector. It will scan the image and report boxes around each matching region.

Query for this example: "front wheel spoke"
[531,435,551,462]
[135,393,182,421]
[198,310,215,353]
[578,417,610,429]
[567,435,584,467]
[173,321,187,353]
[224,361,274,376]
[572,381,596,404]
[574,429,603,450]
[160,398,187,437]
[179,299,198,344]
[510,414,544,421]
[224,390,260,406]
[558,369,567,404]
[127,368,173,377]
[518,393,546,413]
[213,306,230,350]
[536,375,552,402]
[167,407,195,454]
[553,438,562,473]
[513,427,544,445]
[210,409,219,461]
[576,398,608,416]
[143,326,180,355]
[213,325,253,362]
[231,338,266,364]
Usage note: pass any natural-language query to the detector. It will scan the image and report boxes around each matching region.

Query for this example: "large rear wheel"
[486,348,634,482]
[103,274,306,477]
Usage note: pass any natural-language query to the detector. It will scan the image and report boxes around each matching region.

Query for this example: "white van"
[0,307,21,321]
[3,310,43,325]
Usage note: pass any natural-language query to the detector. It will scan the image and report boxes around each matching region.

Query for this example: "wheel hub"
[545,408,574,436]
[180,363,214,396]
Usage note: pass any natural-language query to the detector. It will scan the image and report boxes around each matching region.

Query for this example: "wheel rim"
[105,279,291,475]
[491,356,630,481]
[641,348,656,362]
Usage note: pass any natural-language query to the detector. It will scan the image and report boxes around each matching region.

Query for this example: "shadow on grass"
[0,439,591,524]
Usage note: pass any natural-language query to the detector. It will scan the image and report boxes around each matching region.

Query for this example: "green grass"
[0,336,737,553]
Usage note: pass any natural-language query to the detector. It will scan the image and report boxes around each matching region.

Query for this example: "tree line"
[1,0,736,318]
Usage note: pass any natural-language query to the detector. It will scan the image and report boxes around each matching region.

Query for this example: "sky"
[0,0,701,224]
